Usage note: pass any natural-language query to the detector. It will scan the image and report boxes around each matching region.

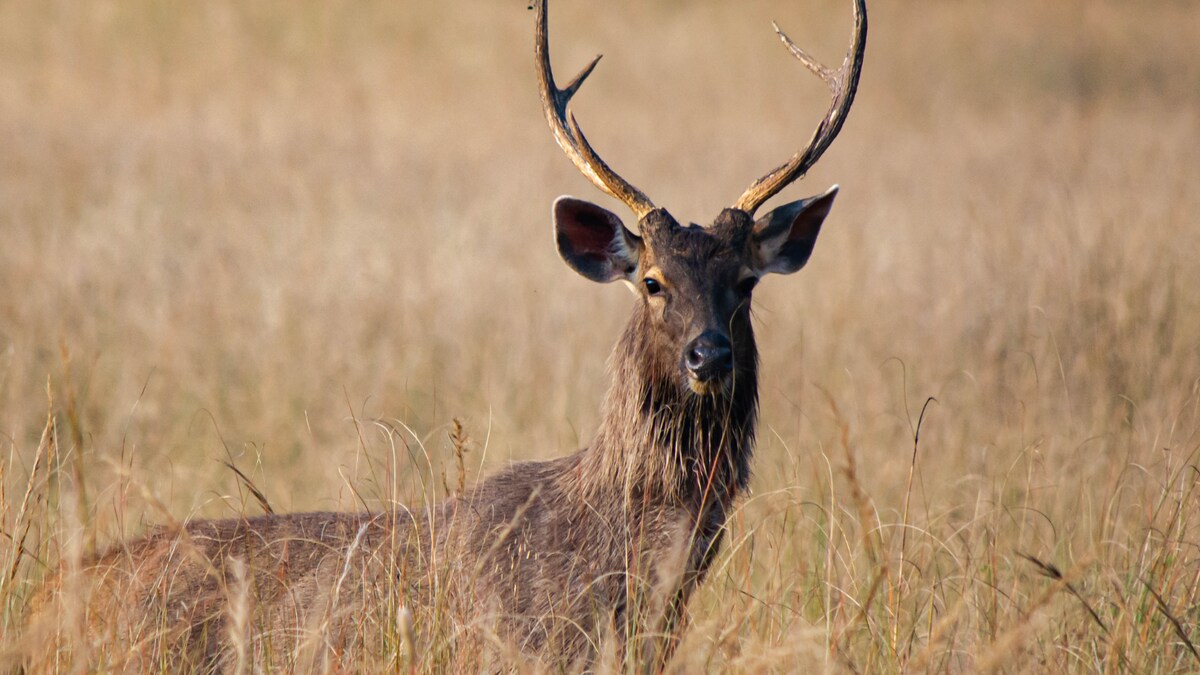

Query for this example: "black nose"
[683,331,734,381]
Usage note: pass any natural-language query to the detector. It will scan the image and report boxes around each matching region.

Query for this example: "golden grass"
[2,0,1199,670]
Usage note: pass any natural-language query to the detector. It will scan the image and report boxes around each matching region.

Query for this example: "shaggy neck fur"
[578,307,759,507]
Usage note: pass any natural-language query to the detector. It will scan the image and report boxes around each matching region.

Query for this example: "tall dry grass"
[2,0,1199,670]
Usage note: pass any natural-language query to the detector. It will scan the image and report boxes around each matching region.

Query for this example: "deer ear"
[553,197,643,283]
[751,185,837,275]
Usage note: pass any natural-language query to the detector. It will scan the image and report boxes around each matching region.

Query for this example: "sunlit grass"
[2,0,1199,671]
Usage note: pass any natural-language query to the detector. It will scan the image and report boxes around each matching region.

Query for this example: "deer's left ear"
[751,185,838,275]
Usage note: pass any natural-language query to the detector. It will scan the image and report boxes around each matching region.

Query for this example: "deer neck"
[580,309,759,507]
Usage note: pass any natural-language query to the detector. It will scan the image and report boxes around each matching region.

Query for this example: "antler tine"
[733,0,867,216]
[534,0,656,221]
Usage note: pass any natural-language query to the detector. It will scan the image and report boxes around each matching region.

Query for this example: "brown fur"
[22,214,774,673]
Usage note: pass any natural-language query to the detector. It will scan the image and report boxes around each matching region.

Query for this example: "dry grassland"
[2,0,1199,671]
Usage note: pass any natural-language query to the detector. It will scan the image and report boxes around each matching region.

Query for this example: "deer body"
[65,221,761,668]
[25,0,865,670]
[68,413,746,668]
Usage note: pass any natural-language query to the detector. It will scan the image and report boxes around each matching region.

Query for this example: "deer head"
[536,0,865,399]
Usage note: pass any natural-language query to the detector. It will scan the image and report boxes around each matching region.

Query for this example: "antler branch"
[534,0,656,220]
[733,0,867,216]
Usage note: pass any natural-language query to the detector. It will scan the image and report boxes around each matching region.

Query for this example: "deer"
[21,0,866,671]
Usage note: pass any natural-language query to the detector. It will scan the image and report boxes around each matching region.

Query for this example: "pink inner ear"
[564,211,617,255]
[787,219,818,245]
[789,197,833,243]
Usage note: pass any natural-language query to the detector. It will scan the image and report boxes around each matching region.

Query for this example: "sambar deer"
[23,0,866,670]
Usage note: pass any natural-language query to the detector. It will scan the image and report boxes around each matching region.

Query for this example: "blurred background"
[2,0,1199,668]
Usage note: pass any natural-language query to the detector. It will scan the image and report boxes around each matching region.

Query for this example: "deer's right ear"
[553,197,643,283]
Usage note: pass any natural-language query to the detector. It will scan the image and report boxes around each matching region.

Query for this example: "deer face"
[534,0,862,393]
[553,187,836,395]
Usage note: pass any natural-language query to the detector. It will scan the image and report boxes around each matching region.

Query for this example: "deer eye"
[643,278,663,295]
[735,277,759,296]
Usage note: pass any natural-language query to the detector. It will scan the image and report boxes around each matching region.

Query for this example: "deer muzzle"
[683,330,734,388]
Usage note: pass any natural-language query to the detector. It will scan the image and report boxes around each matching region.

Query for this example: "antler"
[534,0,656,220]
[733,0,867,216]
